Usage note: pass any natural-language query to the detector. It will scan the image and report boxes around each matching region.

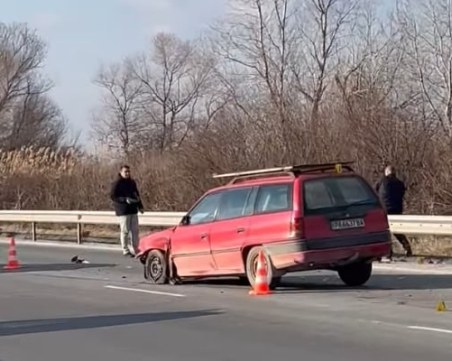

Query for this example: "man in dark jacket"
[375,165,412,258]
[110,165,144,256]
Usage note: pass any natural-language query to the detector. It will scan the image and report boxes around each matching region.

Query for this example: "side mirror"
[180,215,190,226]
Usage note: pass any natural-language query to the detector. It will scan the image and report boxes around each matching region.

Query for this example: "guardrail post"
[31,222,36,241]
[76,223,82,244]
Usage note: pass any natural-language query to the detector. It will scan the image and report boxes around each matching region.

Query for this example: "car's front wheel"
[337,261,372,287]
[144,250,168,284]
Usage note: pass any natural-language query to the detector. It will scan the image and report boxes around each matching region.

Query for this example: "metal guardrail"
[387,215,452,236]
[0,210,186,243]
[0,210,451,243]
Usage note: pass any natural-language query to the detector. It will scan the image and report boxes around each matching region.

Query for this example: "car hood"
[137,227,175,256]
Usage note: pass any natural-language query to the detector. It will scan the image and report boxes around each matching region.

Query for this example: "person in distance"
[110,165,144,257]
[375,165,413,259]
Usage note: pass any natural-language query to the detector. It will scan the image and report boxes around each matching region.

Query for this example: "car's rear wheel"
[337,261,372,287]
[144,250,168,284]
[245,246,280,290]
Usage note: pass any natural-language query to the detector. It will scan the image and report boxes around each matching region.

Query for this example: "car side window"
[188,192,222,225]
[217,188,252,221]
[255,184,292,214]
[243,187,258,215]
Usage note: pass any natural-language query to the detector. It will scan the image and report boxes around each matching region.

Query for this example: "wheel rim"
[148,256,163,280]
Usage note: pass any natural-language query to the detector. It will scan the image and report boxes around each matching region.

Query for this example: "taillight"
[290,216,304,239]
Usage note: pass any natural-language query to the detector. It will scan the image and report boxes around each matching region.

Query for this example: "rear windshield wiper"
[344,200,376,208]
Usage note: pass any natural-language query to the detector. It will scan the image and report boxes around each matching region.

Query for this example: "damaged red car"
[137,162,392,289]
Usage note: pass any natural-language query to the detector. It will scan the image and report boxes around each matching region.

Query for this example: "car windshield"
[303,176,378,215]
[188,192,222,225]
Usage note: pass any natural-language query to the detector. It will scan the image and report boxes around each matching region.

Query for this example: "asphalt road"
[1,240,452,361]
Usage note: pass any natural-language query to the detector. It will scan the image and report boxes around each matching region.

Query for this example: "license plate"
[331,218,365,230]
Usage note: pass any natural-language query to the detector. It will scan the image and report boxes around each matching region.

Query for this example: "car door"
[171,191,222,277]
[247,183,294,244]
[209,187,256,273]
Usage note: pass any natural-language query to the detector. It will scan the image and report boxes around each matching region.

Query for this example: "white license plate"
[331,218,365,230]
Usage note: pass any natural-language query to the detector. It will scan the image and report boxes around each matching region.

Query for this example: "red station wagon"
[137,162,392,288]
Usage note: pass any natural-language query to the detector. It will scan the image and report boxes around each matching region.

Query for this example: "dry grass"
[0,147,201,211]
[0,147,77,176]
[407,237,452,258]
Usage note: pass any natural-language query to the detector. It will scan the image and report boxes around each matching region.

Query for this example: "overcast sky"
[1,0,226,143]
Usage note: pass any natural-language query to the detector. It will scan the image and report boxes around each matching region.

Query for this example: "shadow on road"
[0,309,223,337]
[182,273,452,293]
[0,263,116,274]
[281,274,452,292]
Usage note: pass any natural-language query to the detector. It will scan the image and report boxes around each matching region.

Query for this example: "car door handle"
[200,233,208,239]
[236,227,245,233]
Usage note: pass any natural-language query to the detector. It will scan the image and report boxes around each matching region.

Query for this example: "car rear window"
[303,176,379,215]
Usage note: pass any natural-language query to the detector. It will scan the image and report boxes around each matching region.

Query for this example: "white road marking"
[371,320,452,336]
[407,326,452,334]
[104,285,186,298]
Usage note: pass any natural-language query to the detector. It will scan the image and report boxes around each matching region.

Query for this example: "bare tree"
[291,0,360,120]
[132,32,215,152]
[0,22,70,150]
[397,0,452,136]
[210,0,306,164]
[92,60,143,157]
[0,23,50,115]
[212,0,297,124]
[329,2,430,177]
[6,93,67,149]
[210,0,360,163]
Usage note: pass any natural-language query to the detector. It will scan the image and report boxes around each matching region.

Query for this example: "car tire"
[337,262,372,287]
[144,250,168,284]
[245,246,280,290]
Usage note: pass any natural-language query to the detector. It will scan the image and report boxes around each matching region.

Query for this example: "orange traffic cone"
[249,250,271,296]
[4,236,20,270]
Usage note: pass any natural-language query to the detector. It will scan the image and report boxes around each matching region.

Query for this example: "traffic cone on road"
[249,250,271,296]
[3,236,20,270]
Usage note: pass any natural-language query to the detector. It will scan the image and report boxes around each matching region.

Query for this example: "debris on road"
[71,255,90,264]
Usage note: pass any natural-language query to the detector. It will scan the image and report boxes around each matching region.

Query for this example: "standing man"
[110,165,144,257]
[376,165,413,258]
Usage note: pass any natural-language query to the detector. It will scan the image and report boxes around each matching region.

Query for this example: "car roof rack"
[212,161,355,185]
